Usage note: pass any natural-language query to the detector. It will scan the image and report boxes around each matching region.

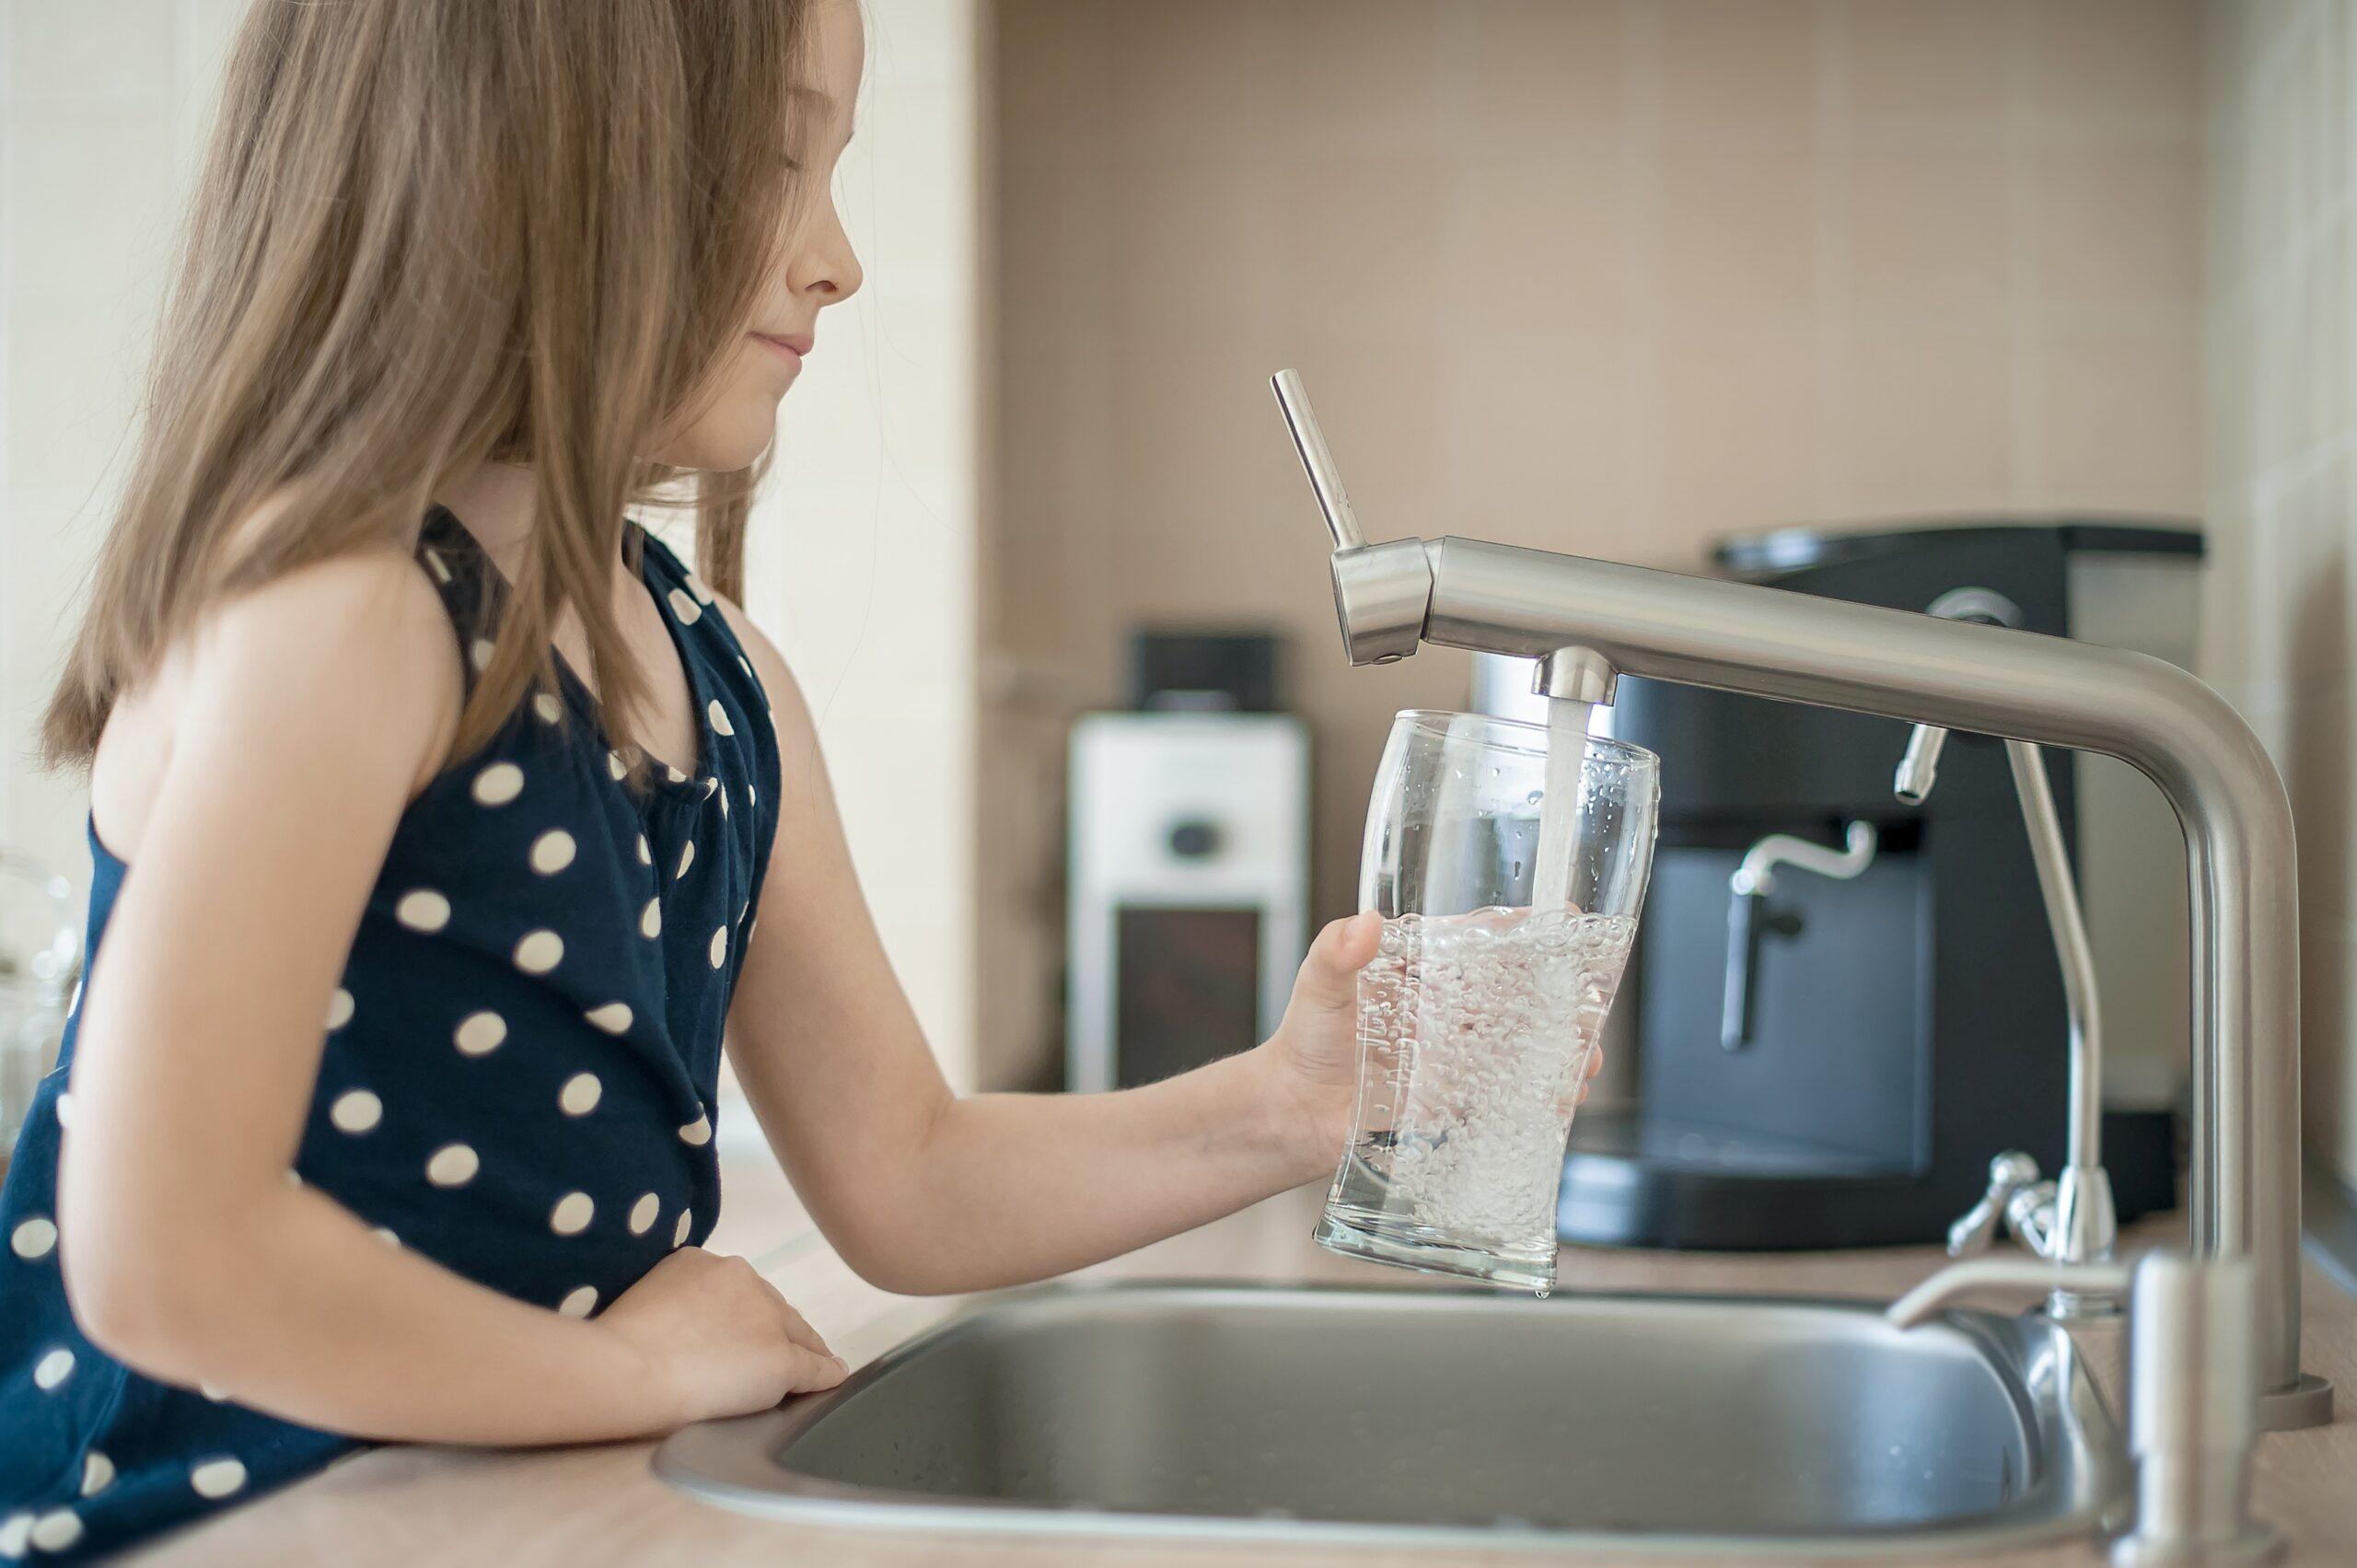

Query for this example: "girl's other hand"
[598,1248,847,1428]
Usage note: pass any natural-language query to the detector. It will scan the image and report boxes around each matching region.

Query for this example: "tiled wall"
[2206,0,2357,1188]
[0,0,981,1089]
[984,0,2206,1089]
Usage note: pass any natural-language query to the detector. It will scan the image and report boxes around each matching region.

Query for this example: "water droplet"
[1526,788,1545,805]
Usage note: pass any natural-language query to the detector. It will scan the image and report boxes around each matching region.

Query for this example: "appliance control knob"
[1167,819,1222,859]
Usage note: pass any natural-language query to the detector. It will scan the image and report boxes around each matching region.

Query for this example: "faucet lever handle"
[1947,1151,2042,1257]
[1271,370,1364,552]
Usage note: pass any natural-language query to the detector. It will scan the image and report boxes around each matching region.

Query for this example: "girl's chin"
[649,405,782,472]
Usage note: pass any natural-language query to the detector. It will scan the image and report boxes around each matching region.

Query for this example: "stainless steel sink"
[655,1281,2126,1555]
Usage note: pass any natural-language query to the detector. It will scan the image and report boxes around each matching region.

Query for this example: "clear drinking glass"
[1315,709,1659,1293]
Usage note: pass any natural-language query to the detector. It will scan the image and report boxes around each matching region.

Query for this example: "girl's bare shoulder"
[95,537,467,857]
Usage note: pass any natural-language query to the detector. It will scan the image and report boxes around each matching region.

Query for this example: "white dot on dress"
[608,749,628,782]
[676,841,695,879]
[395,889,451,932]
[514,930,564,974]
[529,830,576,875]
[80,1451,112,1497]
[533,692,563,725]
[455,1011,507,1056]
[470,638,495,673]
[667,587,702,624]
[33,1349,74,1390]
[666,764,688,785]
[471,762,525,807]
[709,925,728,969]
[679,1113,712,1146]
[423,546,452,584]
[674,1210,693,1248]
[327,988,354,1030]
[720,788,729,819]
[559,1073,602,1116]
[688,572,715,605]
[199,1381,229,1402]
[551,1192,595,1235]
[0,1513,27,1557]
[191,1457,248,1500]
[585,1003,633,1034]
[52,1092,74,1131]
[749,784,757,809]
[558,1285,598,1318]
[27,1509,80,1553]
[374,1227,400,1247]
[636,834,651,865]
[426,1144,480,1187]
[329,1089,382,1134]
[629,1192,659,1235]
[708,700,734,738]
[641,899,662,939]
[11,1216,57,1260]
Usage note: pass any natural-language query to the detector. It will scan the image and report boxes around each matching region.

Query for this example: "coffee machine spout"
[1268,368,2331,1428]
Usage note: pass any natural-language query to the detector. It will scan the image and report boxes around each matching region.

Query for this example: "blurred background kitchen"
[3,1,2354,1249]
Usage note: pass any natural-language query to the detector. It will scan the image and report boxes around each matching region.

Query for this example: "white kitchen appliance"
[1065,713,1309,1093]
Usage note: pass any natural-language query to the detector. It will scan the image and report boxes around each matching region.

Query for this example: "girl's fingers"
[1585,1048,1606,1079]
[781,1340,850,1393]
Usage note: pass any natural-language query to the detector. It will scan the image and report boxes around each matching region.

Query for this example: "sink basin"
[655,1281,2125,1555]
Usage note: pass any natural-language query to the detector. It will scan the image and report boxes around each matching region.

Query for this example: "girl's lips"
[750,331,810,365]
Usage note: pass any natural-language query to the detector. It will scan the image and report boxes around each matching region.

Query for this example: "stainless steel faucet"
[1899,587,2119,1320]
[1270,368,2331,1428]
[1890,1252,2283,1565]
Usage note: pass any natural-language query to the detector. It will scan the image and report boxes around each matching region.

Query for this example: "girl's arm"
[722,611,1381,1296]
[60,552,840,1444]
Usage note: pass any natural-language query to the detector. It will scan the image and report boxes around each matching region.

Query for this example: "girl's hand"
[1256,911,1610,1185]
[598,1248,847,1427]
[1257,912,1385,1182]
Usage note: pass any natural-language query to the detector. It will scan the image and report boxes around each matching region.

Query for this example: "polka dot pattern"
[33,1348,74,1391]
[329,1089,382,1134]
[529,830,576,875]
[11,1216,56,1260]
[425,1144,480,1188]
[454,1011,507,1056]
[513,930,563,974]
[190,1458,248,1500]
[0,511,776,1549]
[28,1510,80,1552]
[471,762,525,807]
[395,889,450,933]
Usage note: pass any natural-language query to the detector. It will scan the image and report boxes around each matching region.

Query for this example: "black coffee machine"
[1556,522,2197,1250]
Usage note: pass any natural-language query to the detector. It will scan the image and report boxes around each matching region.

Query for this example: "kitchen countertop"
[134,1154,2357,1566]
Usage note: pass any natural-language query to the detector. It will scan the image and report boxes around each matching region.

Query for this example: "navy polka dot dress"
[0,509,779,1559]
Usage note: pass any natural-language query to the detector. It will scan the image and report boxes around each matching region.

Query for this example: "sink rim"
[654,1278,2128,1558]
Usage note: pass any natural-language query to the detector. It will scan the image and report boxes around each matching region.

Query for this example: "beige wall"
[983,0,2206,1089]
[2204,0,2357,1188]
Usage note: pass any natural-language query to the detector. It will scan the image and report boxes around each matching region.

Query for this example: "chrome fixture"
[1891,1252,2282,1566]
[1723,820,1876,1051]
[1269,367,2330,1427]
[1899,587,2119,1319]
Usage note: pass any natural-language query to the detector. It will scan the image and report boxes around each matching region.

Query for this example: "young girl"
[0,1,1600,1558]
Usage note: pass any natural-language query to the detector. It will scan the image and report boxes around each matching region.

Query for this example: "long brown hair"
[43,0,815,767]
